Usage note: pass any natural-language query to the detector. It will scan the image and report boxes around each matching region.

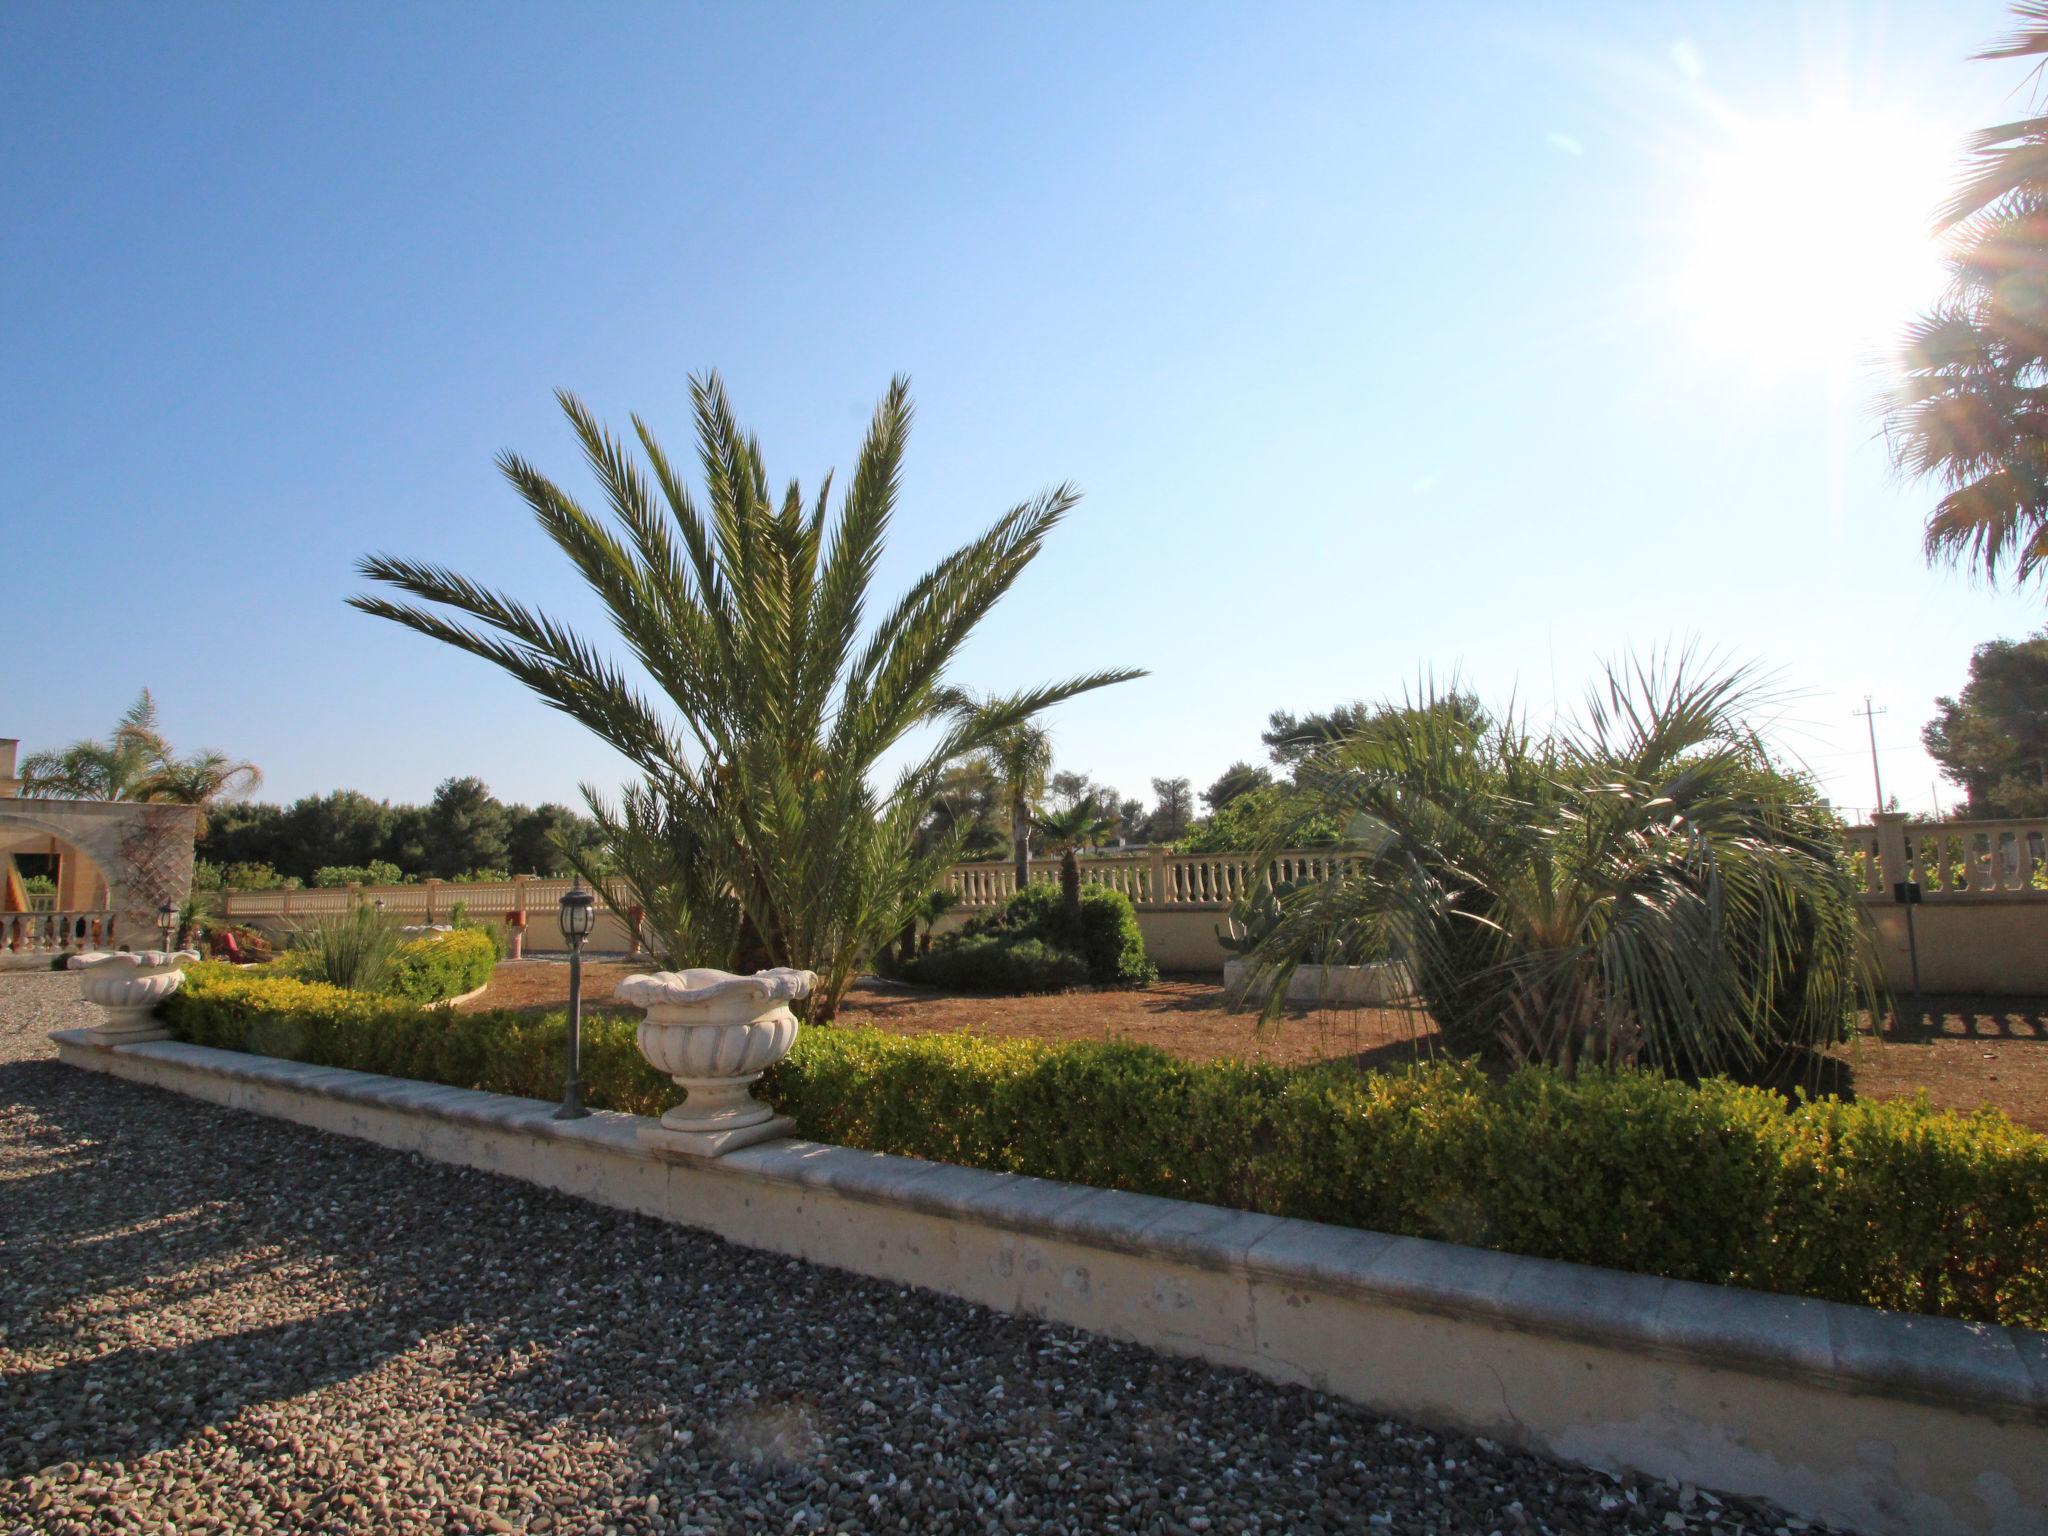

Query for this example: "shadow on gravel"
[0,1305,426,1474]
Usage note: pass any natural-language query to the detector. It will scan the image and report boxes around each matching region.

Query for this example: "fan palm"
[1888,3,2048,589]
[985,722,1053,891]
[1237,657,1875,1078]
[1032,795,1120,921]
[352,373,1141,1018]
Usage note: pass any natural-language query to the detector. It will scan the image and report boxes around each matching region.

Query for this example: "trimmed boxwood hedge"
[158,963,2048,1329]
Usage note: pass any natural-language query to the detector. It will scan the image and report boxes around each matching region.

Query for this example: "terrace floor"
[464,961,2048,1132]
[1,969,1823,1535]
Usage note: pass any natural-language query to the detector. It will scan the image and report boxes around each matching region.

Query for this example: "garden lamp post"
[555,878,596,1120]
[156,902,177,953]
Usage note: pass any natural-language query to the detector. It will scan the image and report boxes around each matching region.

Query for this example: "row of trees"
[199,780,597,886]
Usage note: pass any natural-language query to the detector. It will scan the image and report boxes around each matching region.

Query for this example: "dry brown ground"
[460,960,2048,1130]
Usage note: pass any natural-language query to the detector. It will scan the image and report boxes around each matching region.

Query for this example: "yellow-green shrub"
[272,927,496,1004]
[159,966,2048,1329]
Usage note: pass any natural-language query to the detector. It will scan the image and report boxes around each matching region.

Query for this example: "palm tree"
[352,374,1142,1018]
[19,691,260,828]
[984,721,1053,892]
[1238,656,1874,1078]
[1888,4,2048,589]
[1032,794,1120,922]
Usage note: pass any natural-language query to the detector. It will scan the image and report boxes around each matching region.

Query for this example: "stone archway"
[0,799,197,960]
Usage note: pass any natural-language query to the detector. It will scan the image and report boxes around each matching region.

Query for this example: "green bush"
[904,934,1091,993]
[274,924,494,1003]
[912,881,1155,990]
[386,927,498,1003]
[163,964,671,1114]
[159,967,2048,1329]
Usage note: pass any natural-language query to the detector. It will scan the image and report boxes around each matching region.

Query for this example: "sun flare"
[1667,104,1951,372]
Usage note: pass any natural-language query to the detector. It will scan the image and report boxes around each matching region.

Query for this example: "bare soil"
[461,960,2048,1130]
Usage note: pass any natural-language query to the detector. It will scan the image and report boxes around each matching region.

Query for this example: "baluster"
[1909,833,1933,892]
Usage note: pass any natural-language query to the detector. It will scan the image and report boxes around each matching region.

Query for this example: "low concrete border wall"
[53,1031,2048,1536]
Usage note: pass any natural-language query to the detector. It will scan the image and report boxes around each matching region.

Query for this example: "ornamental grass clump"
[350,374,1140,1018]
[284,904,404,994]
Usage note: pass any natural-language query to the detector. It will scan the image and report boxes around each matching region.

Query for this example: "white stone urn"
[617,967,816,1158]
[69,949,201,1046]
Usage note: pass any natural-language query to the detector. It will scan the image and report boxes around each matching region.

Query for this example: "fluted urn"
[69,950,201,1045]
[616,967,815,1158]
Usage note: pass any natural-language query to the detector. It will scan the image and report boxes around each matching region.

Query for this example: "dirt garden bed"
[459,960,2048,1130]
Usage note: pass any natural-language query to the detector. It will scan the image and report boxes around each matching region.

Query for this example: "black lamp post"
[156,901,177,953]
[555,878,596,1119]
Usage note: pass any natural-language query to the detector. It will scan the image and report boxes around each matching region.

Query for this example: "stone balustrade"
[1,908,118,958]
[221,821,2048,927]
[1845,812,2048,901]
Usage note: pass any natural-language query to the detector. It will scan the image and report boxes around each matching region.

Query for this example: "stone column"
[1873,812,1913,897]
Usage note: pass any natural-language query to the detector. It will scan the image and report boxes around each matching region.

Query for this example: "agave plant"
[352,374,1141,1018]
[1238,657,1876,1078]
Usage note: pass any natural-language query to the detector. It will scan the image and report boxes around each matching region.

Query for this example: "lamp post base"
[638,1113,796,1160]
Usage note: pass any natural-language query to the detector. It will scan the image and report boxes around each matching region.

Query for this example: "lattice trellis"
[117,806,195,913]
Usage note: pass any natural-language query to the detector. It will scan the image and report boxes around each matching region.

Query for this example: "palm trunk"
[1061,848,1081,923]
[1011,791,1030,892]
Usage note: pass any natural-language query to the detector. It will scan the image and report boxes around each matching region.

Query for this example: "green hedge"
[904,934,1092,993]
[273,927,496,1004]
[386,928,498,1003]
[159,965,2048,1329]
[909,882,1157,992]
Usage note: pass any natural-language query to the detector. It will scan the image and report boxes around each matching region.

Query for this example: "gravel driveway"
[0,971,1836,1535]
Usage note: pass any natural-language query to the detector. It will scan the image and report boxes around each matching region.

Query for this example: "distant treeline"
[199,777,596,888]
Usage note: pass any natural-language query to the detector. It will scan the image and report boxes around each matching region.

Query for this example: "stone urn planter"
[68,949,201,1046]
[617,967,816,1158]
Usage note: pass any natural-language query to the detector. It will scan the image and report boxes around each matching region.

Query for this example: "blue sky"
[5,1,2042,820]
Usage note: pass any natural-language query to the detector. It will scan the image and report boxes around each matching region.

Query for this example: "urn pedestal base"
[638,1113,796,1160]
[87,1014,175,1047]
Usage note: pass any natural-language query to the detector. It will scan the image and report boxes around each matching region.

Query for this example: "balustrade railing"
[1843,815,2048,901]
[2,908,116,955]
[222,876,638,924]
[219,818,2048,926]
[937,848,1373,909]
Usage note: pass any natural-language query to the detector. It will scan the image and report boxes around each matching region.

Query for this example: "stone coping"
[52,1030,2048,1423]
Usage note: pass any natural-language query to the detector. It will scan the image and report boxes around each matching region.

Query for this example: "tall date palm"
[352,374,1141,1017]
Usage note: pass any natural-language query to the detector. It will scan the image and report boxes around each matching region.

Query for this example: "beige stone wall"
[1864,899,2048,996]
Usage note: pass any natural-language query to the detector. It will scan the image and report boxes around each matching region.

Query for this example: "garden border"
[52,1029,2048,1536]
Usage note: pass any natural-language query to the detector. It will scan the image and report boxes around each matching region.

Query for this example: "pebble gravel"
[0,970,1851,1535]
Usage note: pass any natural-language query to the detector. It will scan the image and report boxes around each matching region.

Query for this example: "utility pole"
[1853,696,1887,815]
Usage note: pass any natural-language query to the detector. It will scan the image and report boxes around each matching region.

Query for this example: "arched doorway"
[0,800,195,965]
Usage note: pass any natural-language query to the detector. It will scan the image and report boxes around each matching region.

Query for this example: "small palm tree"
[985,722,1053,891]
[19,690,259,827]
[1888,3,2048,589]
[353,374,1141,1018]
[1033,795,1120,922]
[1240,656,1875,1078]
